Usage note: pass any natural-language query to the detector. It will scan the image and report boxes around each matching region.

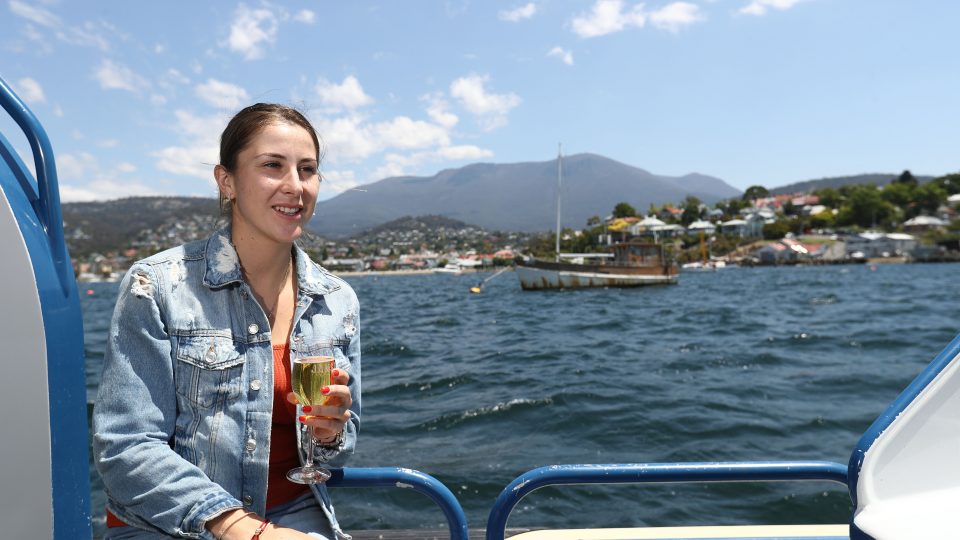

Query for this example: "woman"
[94,103,360,540]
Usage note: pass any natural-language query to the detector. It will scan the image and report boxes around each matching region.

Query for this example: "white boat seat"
[849,339,960,539]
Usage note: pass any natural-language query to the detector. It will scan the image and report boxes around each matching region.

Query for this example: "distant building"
[903,215,948,233]
[844,232,917,259]
[686,220,716,235]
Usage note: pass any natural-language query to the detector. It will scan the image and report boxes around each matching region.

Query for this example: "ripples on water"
[82,263,960,535]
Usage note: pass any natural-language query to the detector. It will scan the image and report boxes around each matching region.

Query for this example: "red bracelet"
[251,519,270,539]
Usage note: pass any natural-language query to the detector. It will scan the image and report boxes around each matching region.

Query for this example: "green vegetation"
[524,169,960,263]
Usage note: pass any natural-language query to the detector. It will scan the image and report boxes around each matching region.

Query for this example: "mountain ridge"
[312,153,741,237]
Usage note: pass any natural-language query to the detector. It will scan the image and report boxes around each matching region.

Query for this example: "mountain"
[311,153,741,237]
[769,173,935,195]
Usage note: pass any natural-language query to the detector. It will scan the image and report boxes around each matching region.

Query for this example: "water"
[81,263,960,535]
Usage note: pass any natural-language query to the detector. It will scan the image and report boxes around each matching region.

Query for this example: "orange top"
[267,343,310,508]
[108,343,307,528]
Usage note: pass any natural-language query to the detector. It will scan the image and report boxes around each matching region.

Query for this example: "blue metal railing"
[0,76,72,296]
[1,76,91,538]
[485,461,849,540]
[328,467,469,540]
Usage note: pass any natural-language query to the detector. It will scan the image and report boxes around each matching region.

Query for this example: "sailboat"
[515,147,679,290]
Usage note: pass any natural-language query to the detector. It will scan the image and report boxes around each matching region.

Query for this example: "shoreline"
[337,267,513,277]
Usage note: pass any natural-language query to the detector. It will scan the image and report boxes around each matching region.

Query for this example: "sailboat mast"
[555,144,562,262]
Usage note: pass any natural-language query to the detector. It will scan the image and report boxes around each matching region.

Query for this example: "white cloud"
[60,179,160,202]
[9,0,61,27]
[294,9,316,24]
[499,3,537,22]
[56,21,111,51]
[649,2,704,32]
[152,110,226,180]
[422,93,459,129]
[449,74,521,131]
[315,75,374,111]
[195,79,250,109]
[166,69,191,86]
[374,116,450,150]
[311,114,379,162]
[94,59,147,92]
[434,145,494,161]
[547,46,574,66]
[57,152,158,202]
[13,77,46,104]
[225,4,280,60]
[372,145,494,180]
[570,0,646,38]
[740,0,805,16]
[317,169,363,198]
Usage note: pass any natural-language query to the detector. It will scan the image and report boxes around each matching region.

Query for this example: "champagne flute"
[286,355,335,484]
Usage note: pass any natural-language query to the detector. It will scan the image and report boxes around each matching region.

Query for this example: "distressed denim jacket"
[93,227,360,539]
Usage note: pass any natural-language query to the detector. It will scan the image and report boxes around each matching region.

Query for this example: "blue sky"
[1,0,958,203]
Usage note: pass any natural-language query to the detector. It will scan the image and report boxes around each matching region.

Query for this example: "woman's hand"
[287,368,351,442]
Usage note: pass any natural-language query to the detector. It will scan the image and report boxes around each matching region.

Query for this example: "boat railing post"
[327,467,470,540]
[0,76,72,296]
[485,461,849,540]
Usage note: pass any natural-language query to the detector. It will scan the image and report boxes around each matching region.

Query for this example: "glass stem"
[303,425,316,472]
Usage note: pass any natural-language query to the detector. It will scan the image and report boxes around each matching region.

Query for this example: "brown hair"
[218,103,323,216]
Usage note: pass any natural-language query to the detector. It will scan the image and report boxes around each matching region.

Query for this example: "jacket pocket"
[174,334,245,409]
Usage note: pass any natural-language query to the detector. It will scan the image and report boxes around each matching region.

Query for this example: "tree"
[782,200,797,216]
[814,187,842,208]
[836,185,894,228]
[680,195,702,225]
[612,202,637,218]
[742,185,769,202]
[894,170,918,187]
[881,181,915,207]
[586,215,601,227]
[913,182,947,216]
[934,173,960,195]
[762,220,791,240]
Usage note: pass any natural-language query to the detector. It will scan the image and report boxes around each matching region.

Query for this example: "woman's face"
[217,121,320,246]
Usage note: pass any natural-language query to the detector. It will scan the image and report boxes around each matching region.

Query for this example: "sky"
[1,0,958,203]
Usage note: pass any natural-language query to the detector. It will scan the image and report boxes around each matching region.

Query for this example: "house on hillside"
[686,220,716,235]
[844,232,917,259]
[754,238,825,264]
[720,219,749,238]
[903,215,947,233]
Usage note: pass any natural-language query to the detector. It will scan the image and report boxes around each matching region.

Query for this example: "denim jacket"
[93,227,360,539]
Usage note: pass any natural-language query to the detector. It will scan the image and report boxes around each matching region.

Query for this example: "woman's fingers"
[332,368,350,385]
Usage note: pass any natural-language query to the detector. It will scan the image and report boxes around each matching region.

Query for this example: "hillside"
[63,197,220,257]
[310,153,741,237]
[769,173,935,195]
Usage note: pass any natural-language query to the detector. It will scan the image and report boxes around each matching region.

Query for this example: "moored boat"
[517,242,679,289]
[516,146,678,290]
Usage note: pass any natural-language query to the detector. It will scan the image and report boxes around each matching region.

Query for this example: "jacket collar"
[203,226,340,295]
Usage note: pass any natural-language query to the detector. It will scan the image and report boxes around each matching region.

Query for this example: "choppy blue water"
[82,263,960,536]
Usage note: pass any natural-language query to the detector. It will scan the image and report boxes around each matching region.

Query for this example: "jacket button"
[247,323,259,335]
[245,439,257,452]
[243,495,252,506]
[250,379,262,391]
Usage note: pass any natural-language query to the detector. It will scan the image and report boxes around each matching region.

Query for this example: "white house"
[844,232,917,258]
[686,220,716,235]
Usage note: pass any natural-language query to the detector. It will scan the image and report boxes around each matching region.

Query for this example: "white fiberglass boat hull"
[516,262,678,289]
